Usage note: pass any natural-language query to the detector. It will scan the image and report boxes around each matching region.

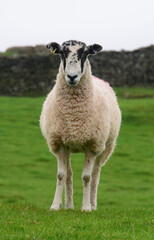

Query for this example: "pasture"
[0,88,153,239]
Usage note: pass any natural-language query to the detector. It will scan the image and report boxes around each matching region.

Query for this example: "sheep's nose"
[67,75,78,82]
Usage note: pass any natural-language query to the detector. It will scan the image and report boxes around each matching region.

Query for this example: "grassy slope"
[0,205,153,240]
[0,89,154,239]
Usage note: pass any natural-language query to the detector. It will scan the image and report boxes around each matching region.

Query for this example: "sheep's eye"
[60,54,66,70]
[77,47,85,60]
[61,48,71,59]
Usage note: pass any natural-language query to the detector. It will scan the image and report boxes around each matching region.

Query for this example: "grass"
[0,51,18,57]
[115,87,154,99]
[0,88,154,239]
[0,204,153,240]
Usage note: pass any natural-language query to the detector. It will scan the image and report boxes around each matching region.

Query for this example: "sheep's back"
[92,76,121,144]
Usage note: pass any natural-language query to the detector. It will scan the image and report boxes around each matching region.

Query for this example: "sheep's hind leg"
[90,159,101,210]
[82,150,97,212]
[65,154,74,209]
[50,146,68,210]
[90,142,116,210]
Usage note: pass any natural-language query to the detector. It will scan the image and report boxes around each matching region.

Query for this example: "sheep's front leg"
[82,150,97,212]
[50,146,68,210]
[65,155,74,209]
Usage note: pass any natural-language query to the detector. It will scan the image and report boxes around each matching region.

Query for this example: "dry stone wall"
[0,45,153,96]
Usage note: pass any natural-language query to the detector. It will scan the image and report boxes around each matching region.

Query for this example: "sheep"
[40,40,121,211]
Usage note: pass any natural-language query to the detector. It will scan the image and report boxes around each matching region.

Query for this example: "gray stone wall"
[0,45,153,96]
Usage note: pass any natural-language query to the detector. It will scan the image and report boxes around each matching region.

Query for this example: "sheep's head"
[46,40,102,86]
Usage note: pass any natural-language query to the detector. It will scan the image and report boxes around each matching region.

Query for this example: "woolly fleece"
[40,60,121,162]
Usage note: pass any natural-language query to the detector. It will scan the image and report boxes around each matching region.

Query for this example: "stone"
[0,45,153,96]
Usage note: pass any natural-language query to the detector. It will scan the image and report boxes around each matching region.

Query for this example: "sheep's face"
[46,40,102,86]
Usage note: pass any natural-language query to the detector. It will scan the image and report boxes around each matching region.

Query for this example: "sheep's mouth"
[66,77,80,86]
[67,81,79,87]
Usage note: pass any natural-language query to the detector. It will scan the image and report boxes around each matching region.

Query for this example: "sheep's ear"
[46,42,61,54]
[87,44,103,55]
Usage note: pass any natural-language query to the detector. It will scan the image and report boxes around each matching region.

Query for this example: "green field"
[0,88,154,239]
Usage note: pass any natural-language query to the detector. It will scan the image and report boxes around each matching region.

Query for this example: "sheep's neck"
[56,61,94,101]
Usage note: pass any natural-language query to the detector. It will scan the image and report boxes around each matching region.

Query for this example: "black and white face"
[46,40,102,86]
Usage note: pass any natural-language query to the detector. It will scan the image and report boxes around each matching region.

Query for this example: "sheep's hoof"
[65,203,74,210]
[50,203,62,211]
[82,205,92,212]
[91,203,97,210]
[91,204,97,210]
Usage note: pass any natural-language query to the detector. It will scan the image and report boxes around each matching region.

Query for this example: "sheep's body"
[40,40,121,211]
[41,62,120,156]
